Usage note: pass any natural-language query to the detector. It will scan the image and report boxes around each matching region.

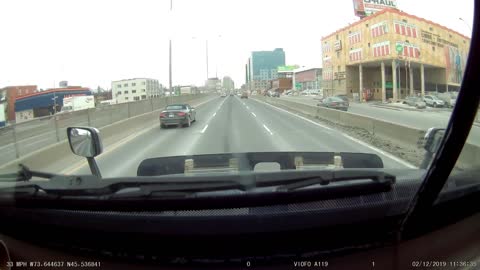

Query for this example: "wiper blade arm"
[0,164,57,182]
[275,171,395,191]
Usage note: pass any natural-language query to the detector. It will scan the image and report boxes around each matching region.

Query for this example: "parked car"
[403,96,427,109]
[221,92,227,97]
[437,92,458,108]
[423,95,445,107]
[317,96,349,111]
[272,91,280,97]
[159,104,196,128]
[241,92,249,99]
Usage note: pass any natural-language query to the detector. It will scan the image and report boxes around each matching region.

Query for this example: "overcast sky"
[0,0,473,90]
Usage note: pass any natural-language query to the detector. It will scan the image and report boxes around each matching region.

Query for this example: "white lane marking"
[251,112,257,117]
[62,96,219,175]
[213,112,217,117]
[200,124,209,134]
[252,98,416,169]
[263,124,273,135]
[342,133,417,168]
[252,98,332,131]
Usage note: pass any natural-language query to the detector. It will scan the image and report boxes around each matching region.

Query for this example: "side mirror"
[67,127,103,157]
[67,127,103,178]
[422,127,445,153]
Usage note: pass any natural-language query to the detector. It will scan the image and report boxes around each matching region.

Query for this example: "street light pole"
[168,0,173,97]
[459,17,472,33]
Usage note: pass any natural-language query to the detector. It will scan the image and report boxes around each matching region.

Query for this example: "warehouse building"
[321,8,470,102]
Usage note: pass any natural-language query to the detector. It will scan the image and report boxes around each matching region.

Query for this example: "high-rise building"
[246,48,286,91]
[112,78,162,103]
[222,76,235,91]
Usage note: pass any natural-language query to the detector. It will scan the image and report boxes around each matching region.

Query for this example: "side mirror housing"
[67,127,103,178]
[423,127,445,153]
[67,127,103,157]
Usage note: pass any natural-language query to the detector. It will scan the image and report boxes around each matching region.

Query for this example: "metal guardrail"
[0,94,205,166]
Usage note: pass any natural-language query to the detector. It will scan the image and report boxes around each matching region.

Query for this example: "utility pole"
[168,0,173,97]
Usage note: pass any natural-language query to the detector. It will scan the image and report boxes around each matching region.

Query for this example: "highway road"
[68,95,415,178]
[283,95,480,145]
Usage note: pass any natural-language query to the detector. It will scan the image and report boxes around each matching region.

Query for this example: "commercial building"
[112,78,162,104]
[14,87,92,122]
[222,76,235,91]
[246,48,286,91]
[321,8,470,102]
[0,85,38,123]
[206,77,222,92]
[294,68,323,91]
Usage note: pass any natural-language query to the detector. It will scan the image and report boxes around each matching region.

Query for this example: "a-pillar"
[359,64,363,103]
[420,63,425,98]
[381,62,386,103]
[392,60,397,101]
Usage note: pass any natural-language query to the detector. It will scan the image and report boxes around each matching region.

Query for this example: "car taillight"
[331,102,338,106]
[160,113,166,118]
[177,112,186,116]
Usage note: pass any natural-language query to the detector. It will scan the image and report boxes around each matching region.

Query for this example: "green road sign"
[295,83,302,90]
[385,81,393,88]
[278,65,299,72]
[396,44,403,53]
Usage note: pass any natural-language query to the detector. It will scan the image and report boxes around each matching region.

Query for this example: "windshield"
[166,105,186,110]
[0,0,477,239]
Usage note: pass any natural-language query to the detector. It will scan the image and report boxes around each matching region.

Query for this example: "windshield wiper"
[0,164,57,182]
[275,171,395,191]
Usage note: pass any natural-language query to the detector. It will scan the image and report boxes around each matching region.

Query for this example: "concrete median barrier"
[253,95,480,170]
[0,94,213,172]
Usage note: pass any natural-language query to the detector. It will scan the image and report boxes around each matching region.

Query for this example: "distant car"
[241,92,249,99]
[317,96,349,111]
[423,95,445,108]
[230,93,234,96]
[272,92,280,97]
[403,96,427,109]
[221,93,227,97]
[159,104,196,128]
[437,92,457,108]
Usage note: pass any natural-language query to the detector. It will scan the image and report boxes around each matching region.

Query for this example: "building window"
[125,97,129,100]
[142,89,146,92]
[349,49,362,62]
[348,32,361,44]
[141,95,147,100]
[336,51,340,58]
[124,90,128,94]
[371,22,388,37]
[432,46,436,51]
[124,84,128,87]
[134,96,140,101]
[132,83,136,86]
[394,21,417,38]
[117,91,121,95]
[373,42,391,57]
[396,42,420,58]
[132,90,137,93]
[117,84,122,88]
[429,27,433,31]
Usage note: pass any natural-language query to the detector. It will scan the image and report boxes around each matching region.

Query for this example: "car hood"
[137,151,384,176]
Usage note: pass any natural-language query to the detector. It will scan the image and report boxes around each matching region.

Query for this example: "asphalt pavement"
[68,95,415,178]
